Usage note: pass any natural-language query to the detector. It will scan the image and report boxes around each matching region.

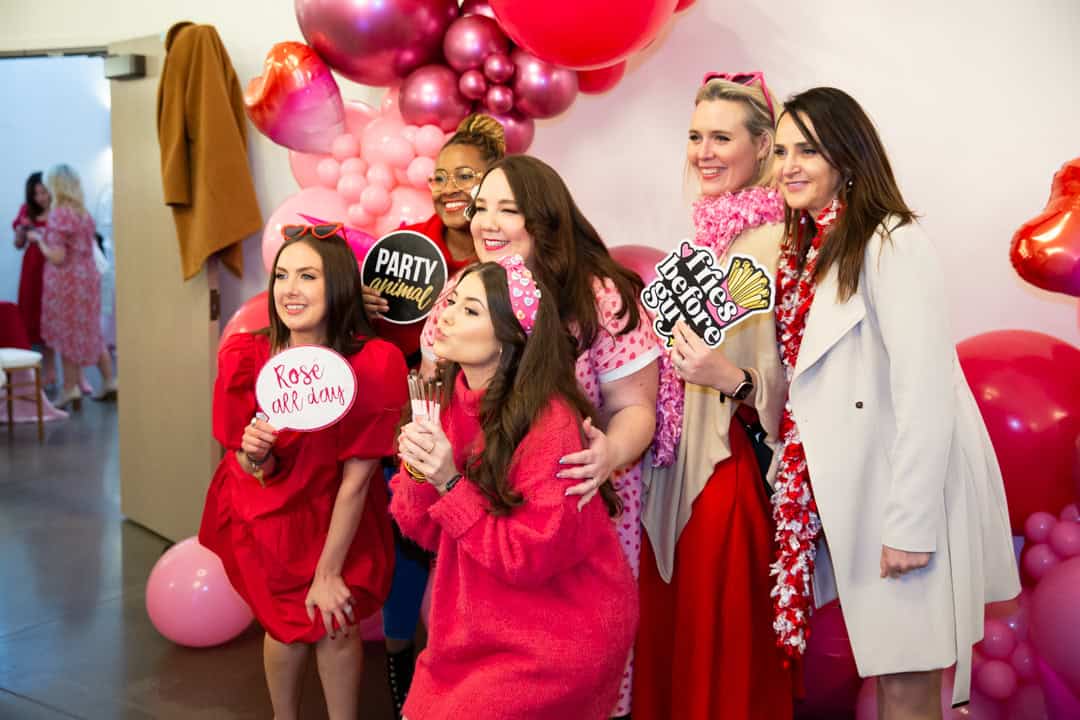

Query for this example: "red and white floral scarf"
[771,198,841,659]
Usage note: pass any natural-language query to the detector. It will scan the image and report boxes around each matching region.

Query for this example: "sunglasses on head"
[702,71,775,124]
[282,223,344,241]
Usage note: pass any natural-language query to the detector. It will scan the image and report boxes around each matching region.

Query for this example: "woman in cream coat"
[766,87,1019,718]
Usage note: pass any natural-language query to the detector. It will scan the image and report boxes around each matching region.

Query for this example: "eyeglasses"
[428,167,481,193]
[702,71,776,124]
[282,223,344,241]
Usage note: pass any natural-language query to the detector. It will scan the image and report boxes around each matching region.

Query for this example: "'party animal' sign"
[361,230,448,324]
[255,345,357,431]
[641,241,774,348]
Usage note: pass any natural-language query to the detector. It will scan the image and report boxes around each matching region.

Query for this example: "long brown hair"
[477,155,644,355]
[780,87,917,299]
[265,230,375,355]
[438,262,622,517]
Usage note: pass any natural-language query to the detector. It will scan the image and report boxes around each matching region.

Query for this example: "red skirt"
[633,416,793,720]
[17,242,46,346]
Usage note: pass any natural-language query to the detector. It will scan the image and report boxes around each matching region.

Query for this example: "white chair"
[0,348,44,443]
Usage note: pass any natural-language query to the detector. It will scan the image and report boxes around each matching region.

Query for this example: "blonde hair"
[45,164,86,213]
[444,113,507,164]
[693,78,778,188]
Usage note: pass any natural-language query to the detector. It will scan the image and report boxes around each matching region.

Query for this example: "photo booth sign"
[641,241,775,347]
[361,230,448,324]
[255,346,357,431]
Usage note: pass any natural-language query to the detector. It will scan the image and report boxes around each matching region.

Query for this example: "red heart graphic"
[1010,157,1080,297]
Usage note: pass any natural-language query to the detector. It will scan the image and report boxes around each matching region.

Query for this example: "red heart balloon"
[1010,157,1080,297]
[244,42,346,154]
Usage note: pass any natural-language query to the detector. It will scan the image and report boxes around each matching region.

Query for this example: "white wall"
[0,56,112,307]
[3,0,1077,342]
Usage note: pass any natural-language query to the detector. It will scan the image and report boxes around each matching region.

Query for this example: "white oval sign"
[254,345,357,431]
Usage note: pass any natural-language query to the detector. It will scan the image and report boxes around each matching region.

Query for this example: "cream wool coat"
[771,217,1020,705]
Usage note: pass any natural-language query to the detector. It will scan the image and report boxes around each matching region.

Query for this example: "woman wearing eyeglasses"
[633,74,793,720]
[199,225,408,720]
[764,87,1017,718]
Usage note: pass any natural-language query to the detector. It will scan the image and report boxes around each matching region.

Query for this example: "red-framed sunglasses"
[282,222,344,241]
[702,71,775,124]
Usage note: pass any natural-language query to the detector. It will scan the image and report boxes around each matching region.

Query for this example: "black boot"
[385,643,415,719]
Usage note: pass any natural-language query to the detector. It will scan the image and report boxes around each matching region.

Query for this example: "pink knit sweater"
[390,374,638,720]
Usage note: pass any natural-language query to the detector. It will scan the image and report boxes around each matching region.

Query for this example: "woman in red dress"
[198,225,407,720]
[12,172,55,383]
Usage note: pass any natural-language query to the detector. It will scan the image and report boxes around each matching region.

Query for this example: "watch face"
[732,383,753,401]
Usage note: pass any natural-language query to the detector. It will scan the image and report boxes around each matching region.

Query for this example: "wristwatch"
[245,451,271,487]
[444,472,463,492]
[727,369,754,401]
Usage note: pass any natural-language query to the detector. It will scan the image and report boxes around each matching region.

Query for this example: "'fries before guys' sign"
[255,345,357,431]
[361,230,448,324]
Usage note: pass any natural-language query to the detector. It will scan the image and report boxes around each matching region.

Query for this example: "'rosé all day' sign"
[255,345,357,431]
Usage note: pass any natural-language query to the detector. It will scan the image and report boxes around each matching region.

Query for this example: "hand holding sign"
[255,346,358,431]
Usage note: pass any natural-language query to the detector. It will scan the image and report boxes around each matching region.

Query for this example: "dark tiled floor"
[1,400,397,719]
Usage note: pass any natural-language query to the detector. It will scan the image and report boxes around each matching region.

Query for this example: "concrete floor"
[1,399,397,719]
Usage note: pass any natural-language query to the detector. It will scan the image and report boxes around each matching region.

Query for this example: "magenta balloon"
[1030,557,1080,696]
[295,0,459,86]
[798,601,861,718]
[1010,640,1039,681]
[610,244,665,285]
[1050,519,1080,558]
[484,84,514,114]
[460,0,497,18]
[443,15,509,73]
[145,538,253,648]
[1023,542,1062,584]
[1062,503,1080,522]
[1036,657,1080,720]
[459,69,488,100]
[511,48,579,119]
[979,618,1017,660]
[486,110,535,153]
[976,660,1019,701]
[483,52,515,84]
[1026,511,1058,543]
[400,64,473,131]
[1006,684,1048,720]
[343,227,377,265]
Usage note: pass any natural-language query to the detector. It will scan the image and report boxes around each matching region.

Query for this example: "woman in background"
[12,172,56,385]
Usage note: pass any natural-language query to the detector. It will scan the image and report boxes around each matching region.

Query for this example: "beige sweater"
[641,222,787,582]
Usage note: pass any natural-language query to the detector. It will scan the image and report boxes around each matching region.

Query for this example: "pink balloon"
[367,162,396,190]
[1026,511,1058,543]
[295,0,459,86]
[976,660,1019,700]
[316,157,341,188]
[407,156,436,189]
[443,15,509,73]
[1006,684,1048,720]
[483,51,515,84]
[221,292,270,342]
[577,61,627,94]
[459,69,488,100]
[262,187,349,272]
[343,99,378,137]
[361,116,407,165]
[375,186,435,236]
[1030,557,1080,696]
[484,84,514,114]
[337,174,367,202]
[331,133,360,160]
[610,244,665,284]
[381,87,403,117]
[244,42,346,153]
[145,537,253,648]
[798,601,861,718]
[1036,656,1080,720]
[460,0,496,18]
[1061,503,1080,522]
[486,110,535,153]
[400,64,473,131]
[347,204,373,229]
[383,136,417,169]
[340,157,368,178]
[1023,542,1062,584]
[288,150,329,189]
[414,125,447,158]
[675,0,696,9]
[980,618,1018,660]
[402,125,420,144]
[1011,640,1039,681]
[1049,519,1080,558]
[361,185,392,215]
[511,48,578,119]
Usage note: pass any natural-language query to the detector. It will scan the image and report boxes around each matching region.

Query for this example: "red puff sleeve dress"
[199,332,408,643]
[12,204,48,346]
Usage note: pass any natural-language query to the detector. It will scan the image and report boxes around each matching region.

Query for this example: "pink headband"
[498,254,541,335]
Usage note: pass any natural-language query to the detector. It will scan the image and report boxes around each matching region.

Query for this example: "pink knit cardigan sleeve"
[390,469,445,552]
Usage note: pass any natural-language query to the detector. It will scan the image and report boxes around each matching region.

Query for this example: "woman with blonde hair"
[37,164,116,409]
[634,73,793,719]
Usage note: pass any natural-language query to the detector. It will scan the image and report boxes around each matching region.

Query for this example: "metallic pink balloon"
[244,42,346,154]
[511,48,578,119]
[459,69,488,100]
[443,15,509,73]
[484,85,514,114]
[483,51,515,84]
[460,0,497,19]
[400,64,473,131]
[1030,558,1080,697]
[486,110,535,153]
[295,0,460,87]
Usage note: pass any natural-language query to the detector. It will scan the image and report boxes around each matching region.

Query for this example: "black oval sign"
[361,230,448,324]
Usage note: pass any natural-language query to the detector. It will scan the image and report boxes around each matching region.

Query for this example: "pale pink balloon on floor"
[414,125,447,158]
[337,174,367,202]
[316,157,341,188]
[145,537,253,648]
[262,187,349,272]
[375,186,435,236]
[288,150,330,189]
[331,133,360,161]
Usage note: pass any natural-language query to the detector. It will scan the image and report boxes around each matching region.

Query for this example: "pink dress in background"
[40,206,105,365]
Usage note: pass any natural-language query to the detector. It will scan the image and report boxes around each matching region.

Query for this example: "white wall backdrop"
[2,0,1077,342]
[0,55,112,307]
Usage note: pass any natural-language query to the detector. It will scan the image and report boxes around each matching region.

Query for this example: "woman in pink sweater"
[390,257,638,720]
